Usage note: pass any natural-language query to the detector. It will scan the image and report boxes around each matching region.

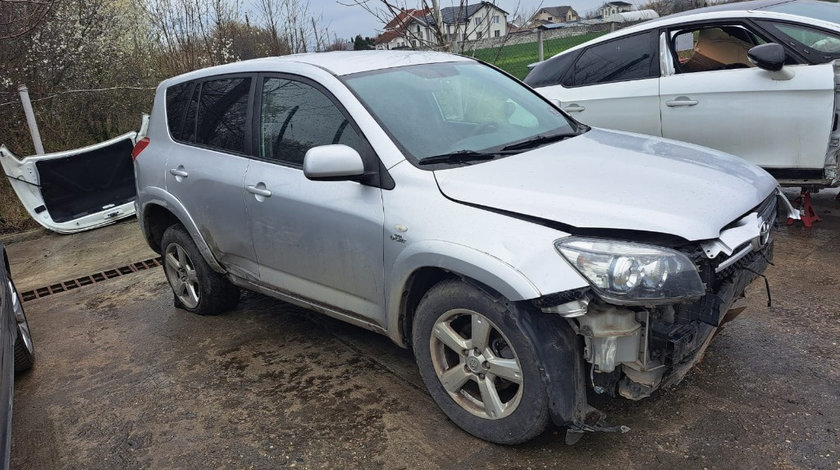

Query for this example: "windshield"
[343,61,580,167]
[761,1,840,24]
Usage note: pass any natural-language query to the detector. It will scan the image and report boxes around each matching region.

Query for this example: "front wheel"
[412,279,549,444]
[161,225,239,316]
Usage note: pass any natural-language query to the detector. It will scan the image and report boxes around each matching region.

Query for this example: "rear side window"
[568,32,658,86]
[165,82,192,141]
[195,78,252,154]
[523,50,579,88]
[259,78,361,166]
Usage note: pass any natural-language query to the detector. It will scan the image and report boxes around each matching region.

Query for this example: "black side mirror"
[748,43,786,72]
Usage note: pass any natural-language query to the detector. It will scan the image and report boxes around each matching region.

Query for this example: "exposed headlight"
[555,237,705,305]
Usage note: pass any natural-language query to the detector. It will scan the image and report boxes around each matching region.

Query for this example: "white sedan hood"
[434,128,778,241]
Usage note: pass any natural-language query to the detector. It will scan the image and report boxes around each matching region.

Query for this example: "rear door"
[660,22,835,171]
[530,30,662,135]
[244,75,386,324]
[163,76,259,279]
[0,132,138,234]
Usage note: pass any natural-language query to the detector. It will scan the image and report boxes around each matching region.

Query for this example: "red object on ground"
[787,190,821,227]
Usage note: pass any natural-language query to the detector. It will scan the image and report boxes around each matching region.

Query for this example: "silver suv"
[133,51,794,444]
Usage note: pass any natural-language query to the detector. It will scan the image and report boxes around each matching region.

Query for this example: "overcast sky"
[311,0,640,41]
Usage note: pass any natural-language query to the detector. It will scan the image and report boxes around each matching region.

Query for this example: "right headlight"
[555,237,705,305]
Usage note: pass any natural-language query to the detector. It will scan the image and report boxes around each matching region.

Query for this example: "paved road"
[5,191,840,469]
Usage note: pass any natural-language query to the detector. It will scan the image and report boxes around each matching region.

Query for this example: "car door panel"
[245,163,385,322]
[532,31,662,136]
[164,76,259,279]
[543,79,661,135]
[660,63,835,170]
[247,76,386,324]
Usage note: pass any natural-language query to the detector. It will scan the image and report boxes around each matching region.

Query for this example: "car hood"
[434,128,777,241]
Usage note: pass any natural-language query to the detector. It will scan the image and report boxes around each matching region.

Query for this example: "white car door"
[530,30,661,136]
[660,24,835,172]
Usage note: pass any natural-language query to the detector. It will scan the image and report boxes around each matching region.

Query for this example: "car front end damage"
[529,189,793,442]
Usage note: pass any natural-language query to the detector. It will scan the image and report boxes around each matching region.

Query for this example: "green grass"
[466,31,608,80]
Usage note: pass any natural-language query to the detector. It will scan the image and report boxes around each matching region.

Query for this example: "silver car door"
[163,76,258,279]
[245,75,386,324]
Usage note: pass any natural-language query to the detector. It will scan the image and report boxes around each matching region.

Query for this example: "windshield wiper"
[501,131,579,152]
[417,150,501,166]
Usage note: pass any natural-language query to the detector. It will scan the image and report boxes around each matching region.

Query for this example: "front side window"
[260,78,360,167]
[344,62,579,167]
[569,32,657,86]
[671,25,766,73]
[757,21,840,59]
[195,78,251,154]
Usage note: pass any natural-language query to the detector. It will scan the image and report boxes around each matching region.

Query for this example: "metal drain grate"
[20,257,162,302]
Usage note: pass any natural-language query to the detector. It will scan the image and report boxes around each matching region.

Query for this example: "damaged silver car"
[133,51,797,444]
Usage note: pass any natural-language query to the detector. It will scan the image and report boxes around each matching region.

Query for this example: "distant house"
[598,1,633,17]
[376,2,508,49]
[436,2,509,42]
[531,6,579,25]
[374,8,429,50]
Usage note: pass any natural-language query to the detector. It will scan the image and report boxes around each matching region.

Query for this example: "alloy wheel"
[164,243,200,309]
[429,308,523,419]
[8,280,32,355]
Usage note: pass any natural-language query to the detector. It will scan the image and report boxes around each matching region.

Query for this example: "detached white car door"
[530,31,661,136]
[660,24,835,171]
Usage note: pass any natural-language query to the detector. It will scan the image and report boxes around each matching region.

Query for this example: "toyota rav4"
[133,51,796,445]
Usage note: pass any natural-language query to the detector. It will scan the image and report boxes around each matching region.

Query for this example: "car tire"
[412,279,550,445]
[161,224,239,316]
[8,279,34,373]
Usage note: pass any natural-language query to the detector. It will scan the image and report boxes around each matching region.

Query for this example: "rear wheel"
[161,225,239,315]
[412,279,550,444]
[7,278,34,373]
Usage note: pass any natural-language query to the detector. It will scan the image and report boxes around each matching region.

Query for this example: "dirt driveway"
[4,190,840,469]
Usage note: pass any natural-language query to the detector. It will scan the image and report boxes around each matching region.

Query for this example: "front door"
[660,23,835,170]
[245,76,386,324]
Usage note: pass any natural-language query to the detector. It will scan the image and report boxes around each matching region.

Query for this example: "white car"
[525,0,840,188]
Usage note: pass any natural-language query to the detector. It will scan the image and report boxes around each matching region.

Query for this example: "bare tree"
[0,0,57,41]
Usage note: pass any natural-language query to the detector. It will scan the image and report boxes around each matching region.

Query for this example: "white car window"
[670,26,766,73]
[773,23,840,54]
[567,31,658,87]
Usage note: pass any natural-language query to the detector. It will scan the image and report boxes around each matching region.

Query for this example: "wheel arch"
[138,189,225,274]
[386,241,543,348]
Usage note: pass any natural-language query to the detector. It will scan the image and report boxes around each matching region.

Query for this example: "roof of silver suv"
[162,51,474,86]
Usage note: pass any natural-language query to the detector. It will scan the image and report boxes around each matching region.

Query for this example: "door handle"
[246,184,272,198]
[563,104,585,113]
[169,168,189,178]
[665,97,699,107]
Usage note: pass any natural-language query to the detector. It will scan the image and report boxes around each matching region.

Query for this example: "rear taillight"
[132,137,150,161]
